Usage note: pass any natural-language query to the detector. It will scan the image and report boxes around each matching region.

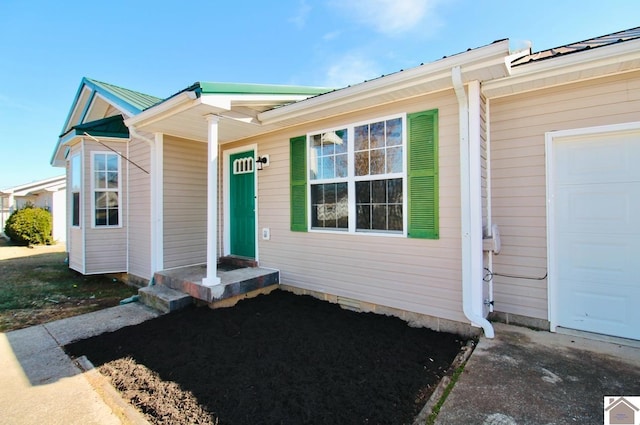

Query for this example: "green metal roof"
[84,78,163,112]
[192,81,334,97]
[70,115,129,138]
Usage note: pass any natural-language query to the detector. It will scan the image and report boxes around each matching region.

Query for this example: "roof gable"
[60,77,161,136]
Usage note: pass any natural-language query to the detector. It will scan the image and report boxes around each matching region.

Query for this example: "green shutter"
[407,109,439,239]
[290,135,308,232]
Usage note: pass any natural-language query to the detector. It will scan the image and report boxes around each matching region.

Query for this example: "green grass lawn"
[0,249,137,332]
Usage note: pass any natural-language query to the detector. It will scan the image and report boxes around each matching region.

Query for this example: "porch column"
[203,114,221,286]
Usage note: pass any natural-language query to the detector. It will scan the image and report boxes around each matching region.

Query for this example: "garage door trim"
[545,121,640,335]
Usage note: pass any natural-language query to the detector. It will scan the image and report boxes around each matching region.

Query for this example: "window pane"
[372,180,386,203]
[388,178,403,203]
[107,154,118,171]
[95,172,106,189]
[355,181,370,203]
[389,205,403,231]
[370,121,385,149]
[72,192,80,226]
[355,151,369,176]
[311,183,348,229]
[94,154,106,171]
[370,149,385,175]
[386,118,402,146]
[107,171,118,188]
[336,153,348,178]
[357,204,371,229]
[95,210,106,226]
[372,205,387,230]
[387,146,403,173]
[321,156,335,179]
[95,192,106,208]
[108,209,119,226]
[356,178,403,232]
[71,155,81,191]
[334,130,347,154]
[106,192,119,208]
[354,125,368,151]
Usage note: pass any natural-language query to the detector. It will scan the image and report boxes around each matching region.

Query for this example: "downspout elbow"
[128,125,155,146]
[452,66,495,339]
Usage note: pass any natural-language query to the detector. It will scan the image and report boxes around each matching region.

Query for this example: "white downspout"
[452,66,495,338]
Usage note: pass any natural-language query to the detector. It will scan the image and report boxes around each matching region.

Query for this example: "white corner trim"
[151,133,164,273]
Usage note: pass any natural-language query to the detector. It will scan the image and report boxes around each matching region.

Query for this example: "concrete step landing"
[138,285,193,313]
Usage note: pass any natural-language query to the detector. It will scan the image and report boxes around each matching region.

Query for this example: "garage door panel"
[555,134,640,185]
[557,235,639,281]
[552,128,640,340]
[570,287,629,328]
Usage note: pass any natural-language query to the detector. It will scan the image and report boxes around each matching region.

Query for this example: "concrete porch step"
[153,264,279,303]
[138,285,193,314]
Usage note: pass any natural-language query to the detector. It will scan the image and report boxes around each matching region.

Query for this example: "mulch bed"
[66,290,468,425]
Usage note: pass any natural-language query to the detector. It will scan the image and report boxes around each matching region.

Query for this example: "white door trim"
[545,121,640,332]
[222,143,258,258]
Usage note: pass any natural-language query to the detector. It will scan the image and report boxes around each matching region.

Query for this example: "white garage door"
[551,128,640,340]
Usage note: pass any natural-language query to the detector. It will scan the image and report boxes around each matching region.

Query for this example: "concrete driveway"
[434,323,640,424]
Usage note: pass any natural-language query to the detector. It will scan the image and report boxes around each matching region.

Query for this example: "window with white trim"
[290,109,439,239]
[92,152,120,227]
[308,114,406,234]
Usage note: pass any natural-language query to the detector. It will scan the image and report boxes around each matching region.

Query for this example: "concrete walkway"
[0,303,159,425]
[434,323,640,424]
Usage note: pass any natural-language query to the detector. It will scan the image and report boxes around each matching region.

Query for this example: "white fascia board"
[124,91,198,129]
[258,40,510,125]
[483,38,640,98]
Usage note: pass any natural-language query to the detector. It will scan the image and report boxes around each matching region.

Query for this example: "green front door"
[230,150,256,258]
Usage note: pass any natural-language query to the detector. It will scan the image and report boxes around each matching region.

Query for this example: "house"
[0,175,66,242]
[51,26,640,340]
[605,397,639,424]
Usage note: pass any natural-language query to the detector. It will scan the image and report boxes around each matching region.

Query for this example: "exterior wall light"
[256,155,269,171]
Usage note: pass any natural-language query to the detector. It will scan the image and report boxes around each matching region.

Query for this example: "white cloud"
[289,0,312,29]
[323,52,381,87]
[329,0,442,36]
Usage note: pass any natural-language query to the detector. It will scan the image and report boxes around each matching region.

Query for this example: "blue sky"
[1,0,638,189]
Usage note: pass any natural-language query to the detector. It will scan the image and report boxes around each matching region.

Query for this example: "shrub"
[4,205,53,245]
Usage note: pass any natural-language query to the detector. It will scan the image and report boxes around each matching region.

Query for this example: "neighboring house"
[0,175,66,242]
[51,27,640,341]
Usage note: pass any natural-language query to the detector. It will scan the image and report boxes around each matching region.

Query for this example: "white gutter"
[124,91,198,128]
[452,66,495,338]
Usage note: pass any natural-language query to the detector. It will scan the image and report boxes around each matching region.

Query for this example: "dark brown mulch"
[66,290,467,425]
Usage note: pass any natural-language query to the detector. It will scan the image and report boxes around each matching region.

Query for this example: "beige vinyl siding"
[82,139,127,274]
[489,70,640,320]
[128,134,152,279]
[163,136,207,269]
[254,90,468,323]
[68,228,83,272]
